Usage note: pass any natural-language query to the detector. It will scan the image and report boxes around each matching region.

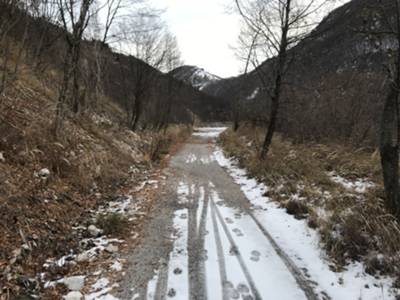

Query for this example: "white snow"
[165,209,190,299]
[177,181,190,204]
[214,148,398,300]
[64,276,85,291]
[85,278,119,300]
[146,209,190,299]
[41,171,161,300]
[96,196,132,215]
[328,172,375,193]
[208,189,307,300]
[193,127,227,138]
[185,153,197,163]
[182,67,221,90]
[91,278,110,290]
[146,272,159,299]
[110,260,123,272]
[184,152,216,164]
[64,291,83,300]
[246,88,260,100]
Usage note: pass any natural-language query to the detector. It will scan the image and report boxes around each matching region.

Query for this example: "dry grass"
[0,49,192,297]
[219,126,400,283]
[96,213,129,236]
[145,125,192,162]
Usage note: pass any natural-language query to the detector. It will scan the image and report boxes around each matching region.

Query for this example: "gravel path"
[118,127,317,300]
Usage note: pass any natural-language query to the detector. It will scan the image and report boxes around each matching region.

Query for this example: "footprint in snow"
[201,249,208,261]
[225,217,234,224]
[229,246,239,256]
[224,282,240,299]
[173,268,182,275]
[180,213,187,219]
[168,288,176,297]
[237,283,250,294]
[250,250,261,262]
[232,228,244,237]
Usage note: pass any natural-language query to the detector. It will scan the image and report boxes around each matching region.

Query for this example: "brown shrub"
[219,125,400,280]
[96,213,129,236]
[285,199,309,219]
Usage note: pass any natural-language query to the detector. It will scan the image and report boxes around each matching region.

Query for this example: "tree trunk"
[71,43,82,114]
[131,95,142,131]
[259,0,291,159]
[53,46,73,136]
[379,0,400,218]
[260,95,279,159]
[380,85,400,218]
[233,100,240,132]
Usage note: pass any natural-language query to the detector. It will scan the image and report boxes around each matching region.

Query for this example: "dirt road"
[118,127,320,300]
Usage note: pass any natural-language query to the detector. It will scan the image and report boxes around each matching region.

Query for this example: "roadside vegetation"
[220,126,400,286]
[0,65,191,295]
[0,2,192,295]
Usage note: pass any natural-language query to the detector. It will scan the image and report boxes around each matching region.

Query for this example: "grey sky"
[150,0,349,78]
[151,0,240,78]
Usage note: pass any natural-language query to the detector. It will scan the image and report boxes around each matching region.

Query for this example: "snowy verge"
[193,127,227,138]
[328,171,375,193]
[214,147,398,300]
[41,177,161,300]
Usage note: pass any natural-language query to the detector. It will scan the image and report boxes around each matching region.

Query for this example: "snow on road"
[214,147,396,299]
[137,127,398,300]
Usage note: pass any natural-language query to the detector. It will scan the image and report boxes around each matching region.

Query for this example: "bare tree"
[85,0,136,108]
[234,0,336,158]
[362,0,400,218]
[156,32,183,131]
[29,0,60,72]
[232,27,260,131]
[53,0,95,135]
[116,8,182,130]
[0,0,29,94]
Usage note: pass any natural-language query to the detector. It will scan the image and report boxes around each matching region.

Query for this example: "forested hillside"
[203,0,393,146]
[3,0,400,299]
[0,0,219,297]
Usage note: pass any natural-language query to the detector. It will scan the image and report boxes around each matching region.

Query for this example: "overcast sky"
[150,0,349,78]
[150,0,240,78]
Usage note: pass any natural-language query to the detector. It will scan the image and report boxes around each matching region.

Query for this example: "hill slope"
[205,0,393,145]
[170,65,221,91]
[0,1,225,124]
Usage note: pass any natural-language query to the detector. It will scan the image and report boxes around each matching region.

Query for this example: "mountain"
[204,0,393,146]
[169,65,221,91]
[0,2,226,123]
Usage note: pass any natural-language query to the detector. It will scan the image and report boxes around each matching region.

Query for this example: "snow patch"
[246,88,260,100]
[328,172,375,193]
[214,148,398,300]
[193,127,227,138]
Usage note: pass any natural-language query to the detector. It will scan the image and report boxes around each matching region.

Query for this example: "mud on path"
[118,127,318,300]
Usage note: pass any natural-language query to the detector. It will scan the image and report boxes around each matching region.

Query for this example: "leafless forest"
[2,0,400,299]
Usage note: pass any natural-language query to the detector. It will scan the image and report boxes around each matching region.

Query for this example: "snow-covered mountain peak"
[170,65,221,91]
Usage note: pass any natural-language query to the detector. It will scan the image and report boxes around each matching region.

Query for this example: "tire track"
[212,184,319,300]
[154,257,170,300]
[210,197,262,300]
[209,191,230,300]
[245,210,319,300]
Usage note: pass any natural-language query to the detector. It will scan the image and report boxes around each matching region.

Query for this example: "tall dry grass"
[219,126,400,284]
